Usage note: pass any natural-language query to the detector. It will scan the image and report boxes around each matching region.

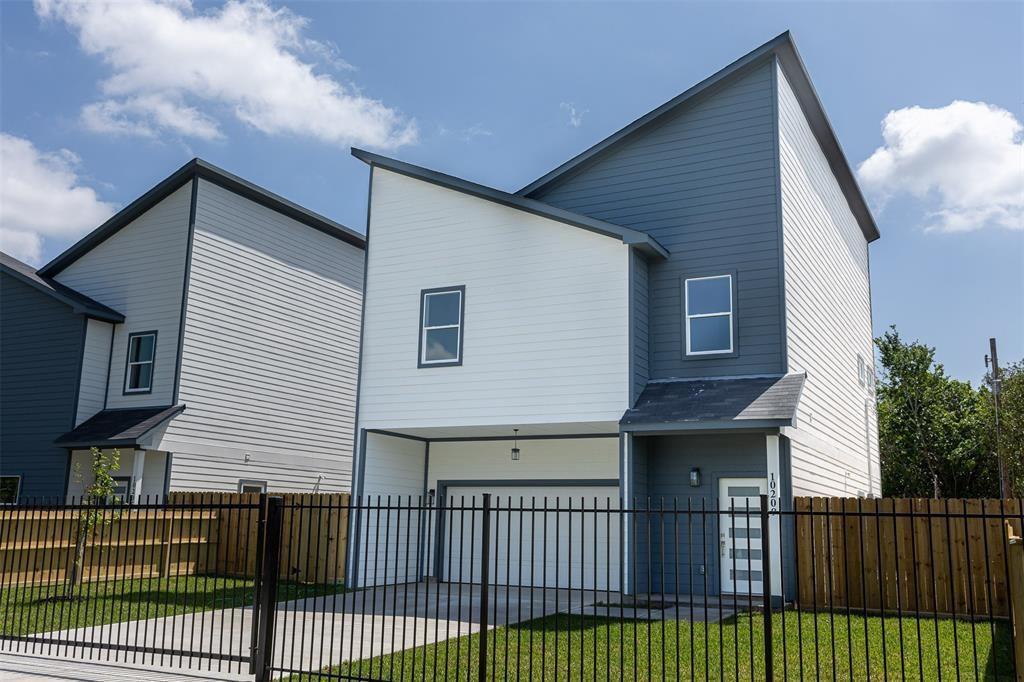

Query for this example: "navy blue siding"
[0,273,84,499]
[532,60,785,379]
[635,433,767,595]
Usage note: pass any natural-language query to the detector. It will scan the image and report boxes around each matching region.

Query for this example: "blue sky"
[1,1,1021,383]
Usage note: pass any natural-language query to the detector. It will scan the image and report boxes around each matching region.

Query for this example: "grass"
[290,611,1016,681]
[0,574,347,637]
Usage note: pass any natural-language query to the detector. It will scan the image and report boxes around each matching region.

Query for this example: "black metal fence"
[1,494,1021,680]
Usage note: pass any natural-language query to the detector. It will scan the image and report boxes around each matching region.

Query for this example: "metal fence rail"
[1,494,1022,680]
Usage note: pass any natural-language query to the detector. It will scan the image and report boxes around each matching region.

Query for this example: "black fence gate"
[1,494,1021,680]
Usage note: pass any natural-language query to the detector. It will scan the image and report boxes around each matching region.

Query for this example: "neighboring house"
[349,32,880,599]
[0,159,364,501]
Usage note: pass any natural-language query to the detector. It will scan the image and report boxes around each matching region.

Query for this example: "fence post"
[477,493,492,682]
[1007,520,1024,680]
[254,496,284,682]
[761,494,774,680]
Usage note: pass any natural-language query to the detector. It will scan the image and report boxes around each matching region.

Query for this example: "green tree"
[875,328,998,498]
[988,359,1024,496]
[65,447,121,597]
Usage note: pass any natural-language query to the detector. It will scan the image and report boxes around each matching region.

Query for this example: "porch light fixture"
[689,467,701,487]
[510,429,520,461]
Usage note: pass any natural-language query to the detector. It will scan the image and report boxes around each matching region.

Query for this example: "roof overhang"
[351,148,669,260]
[55,404,185,449]
[620,373,806,433]
[0,252,124,322]
[517,31,879,244]
[39,159,364,278]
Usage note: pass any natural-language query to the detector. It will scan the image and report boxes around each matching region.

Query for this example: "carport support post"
[255,496,283,682]
[477,493,492,682]
[760,493,774,680]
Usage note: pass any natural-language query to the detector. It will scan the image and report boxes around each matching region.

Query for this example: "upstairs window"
[684,275,734,355]
[419,286,465,367]
[125,331,157,393]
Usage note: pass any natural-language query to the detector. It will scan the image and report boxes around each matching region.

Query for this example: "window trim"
[417,285,466,368]
[684,274,736,357]
[0,475,21,504]
[123,330,158,395]
[111,475,132,503]
[238,479,268,494]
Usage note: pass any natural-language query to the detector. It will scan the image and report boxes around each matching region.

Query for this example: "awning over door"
[55,404,185,448]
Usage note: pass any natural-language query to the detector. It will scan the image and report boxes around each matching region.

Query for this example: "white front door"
[719,477,767,595]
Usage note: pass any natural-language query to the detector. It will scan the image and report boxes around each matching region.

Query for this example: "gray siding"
[776,63,878,496]
[75,319,113,425]
[0,274,84,499]
[639,433,767,595]
[164,178,364,492]
[630,250,650,402]
[532,60,784,379]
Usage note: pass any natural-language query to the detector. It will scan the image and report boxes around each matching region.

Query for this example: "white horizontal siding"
[75,319,113,425]
[55,184,192,408]
[777,63,878,497]
[356,431,428,586]
[162,178,364,493]
[359,168,630,431]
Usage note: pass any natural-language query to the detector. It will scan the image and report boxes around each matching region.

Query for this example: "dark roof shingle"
[1,251,124,322]
[55,405,185,448]
[620,374,805,429]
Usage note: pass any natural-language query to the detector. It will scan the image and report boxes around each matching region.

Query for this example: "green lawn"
[292,612,1015,681]
[0,575,346,636]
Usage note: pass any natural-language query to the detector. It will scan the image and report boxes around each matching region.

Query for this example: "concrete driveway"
[0,582,602,680]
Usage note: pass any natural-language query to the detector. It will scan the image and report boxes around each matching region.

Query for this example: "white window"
[684,275,734,355]
[419,287,464,367]
[858,354,867,386]
[0,476,20,504]
[125,332,157,393]
[238,479,267,494]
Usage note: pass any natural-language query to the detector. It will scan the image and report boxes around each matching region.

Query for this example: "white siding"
[359,168,631,432]
[161,179,364,493]
[355,431,428,586]
[75,319,113,425]
[777,63,880,497]
[55,184,192,409]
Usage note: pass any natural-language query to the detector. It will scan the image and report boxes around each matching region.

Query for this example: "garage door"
[437,485,621,590]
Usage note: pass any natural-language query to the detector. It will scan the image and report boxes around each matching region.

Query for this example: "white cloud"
[560,102,587,128]
[438,123,493,143]
[35,0,417,150]
[857,100,1023,233]
[0,134,117,265]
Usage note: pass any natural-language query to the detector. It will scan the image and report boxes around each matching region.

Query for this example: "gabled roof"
[54,404,185,448]
[0,251,124,322]
[620,373,806,431]
[351,148,669,259]
[39,158,365,278]
[518,31,880,243]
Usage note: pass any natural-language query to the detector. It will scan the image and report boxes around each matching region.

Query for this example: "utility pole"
[985,337,1008,498]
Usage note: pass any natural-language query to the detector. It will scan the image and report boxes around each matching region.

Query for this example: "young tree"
[65,447,121,597]
[875,328,998,498]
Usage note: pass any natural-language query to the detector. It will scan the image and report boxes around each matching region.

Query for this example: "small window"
[0,476,20,504]
[125,331,157,393]
[858,354,867,387]
[684,275,733,355]
[111,476,132,503]
[419,286,465,367]
[238,479,267,494]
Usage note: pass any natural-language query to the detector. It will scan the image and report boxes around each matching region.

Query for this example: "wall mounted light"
[510,429,520,461]
[689,467,701,487]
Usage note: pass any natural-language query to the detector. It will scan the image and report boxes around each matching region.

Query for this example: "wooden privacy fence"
[0,507,217,588]
[794,497,1023,619]
[168,492,349,584]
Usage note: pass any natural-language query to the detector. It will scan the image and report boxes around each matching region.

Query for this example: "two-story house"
[0,159,364,501]
[349,32,880,598]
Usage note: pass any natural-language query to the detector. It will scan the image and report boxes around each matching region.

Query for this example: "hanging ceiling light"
[510,428,520,461]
